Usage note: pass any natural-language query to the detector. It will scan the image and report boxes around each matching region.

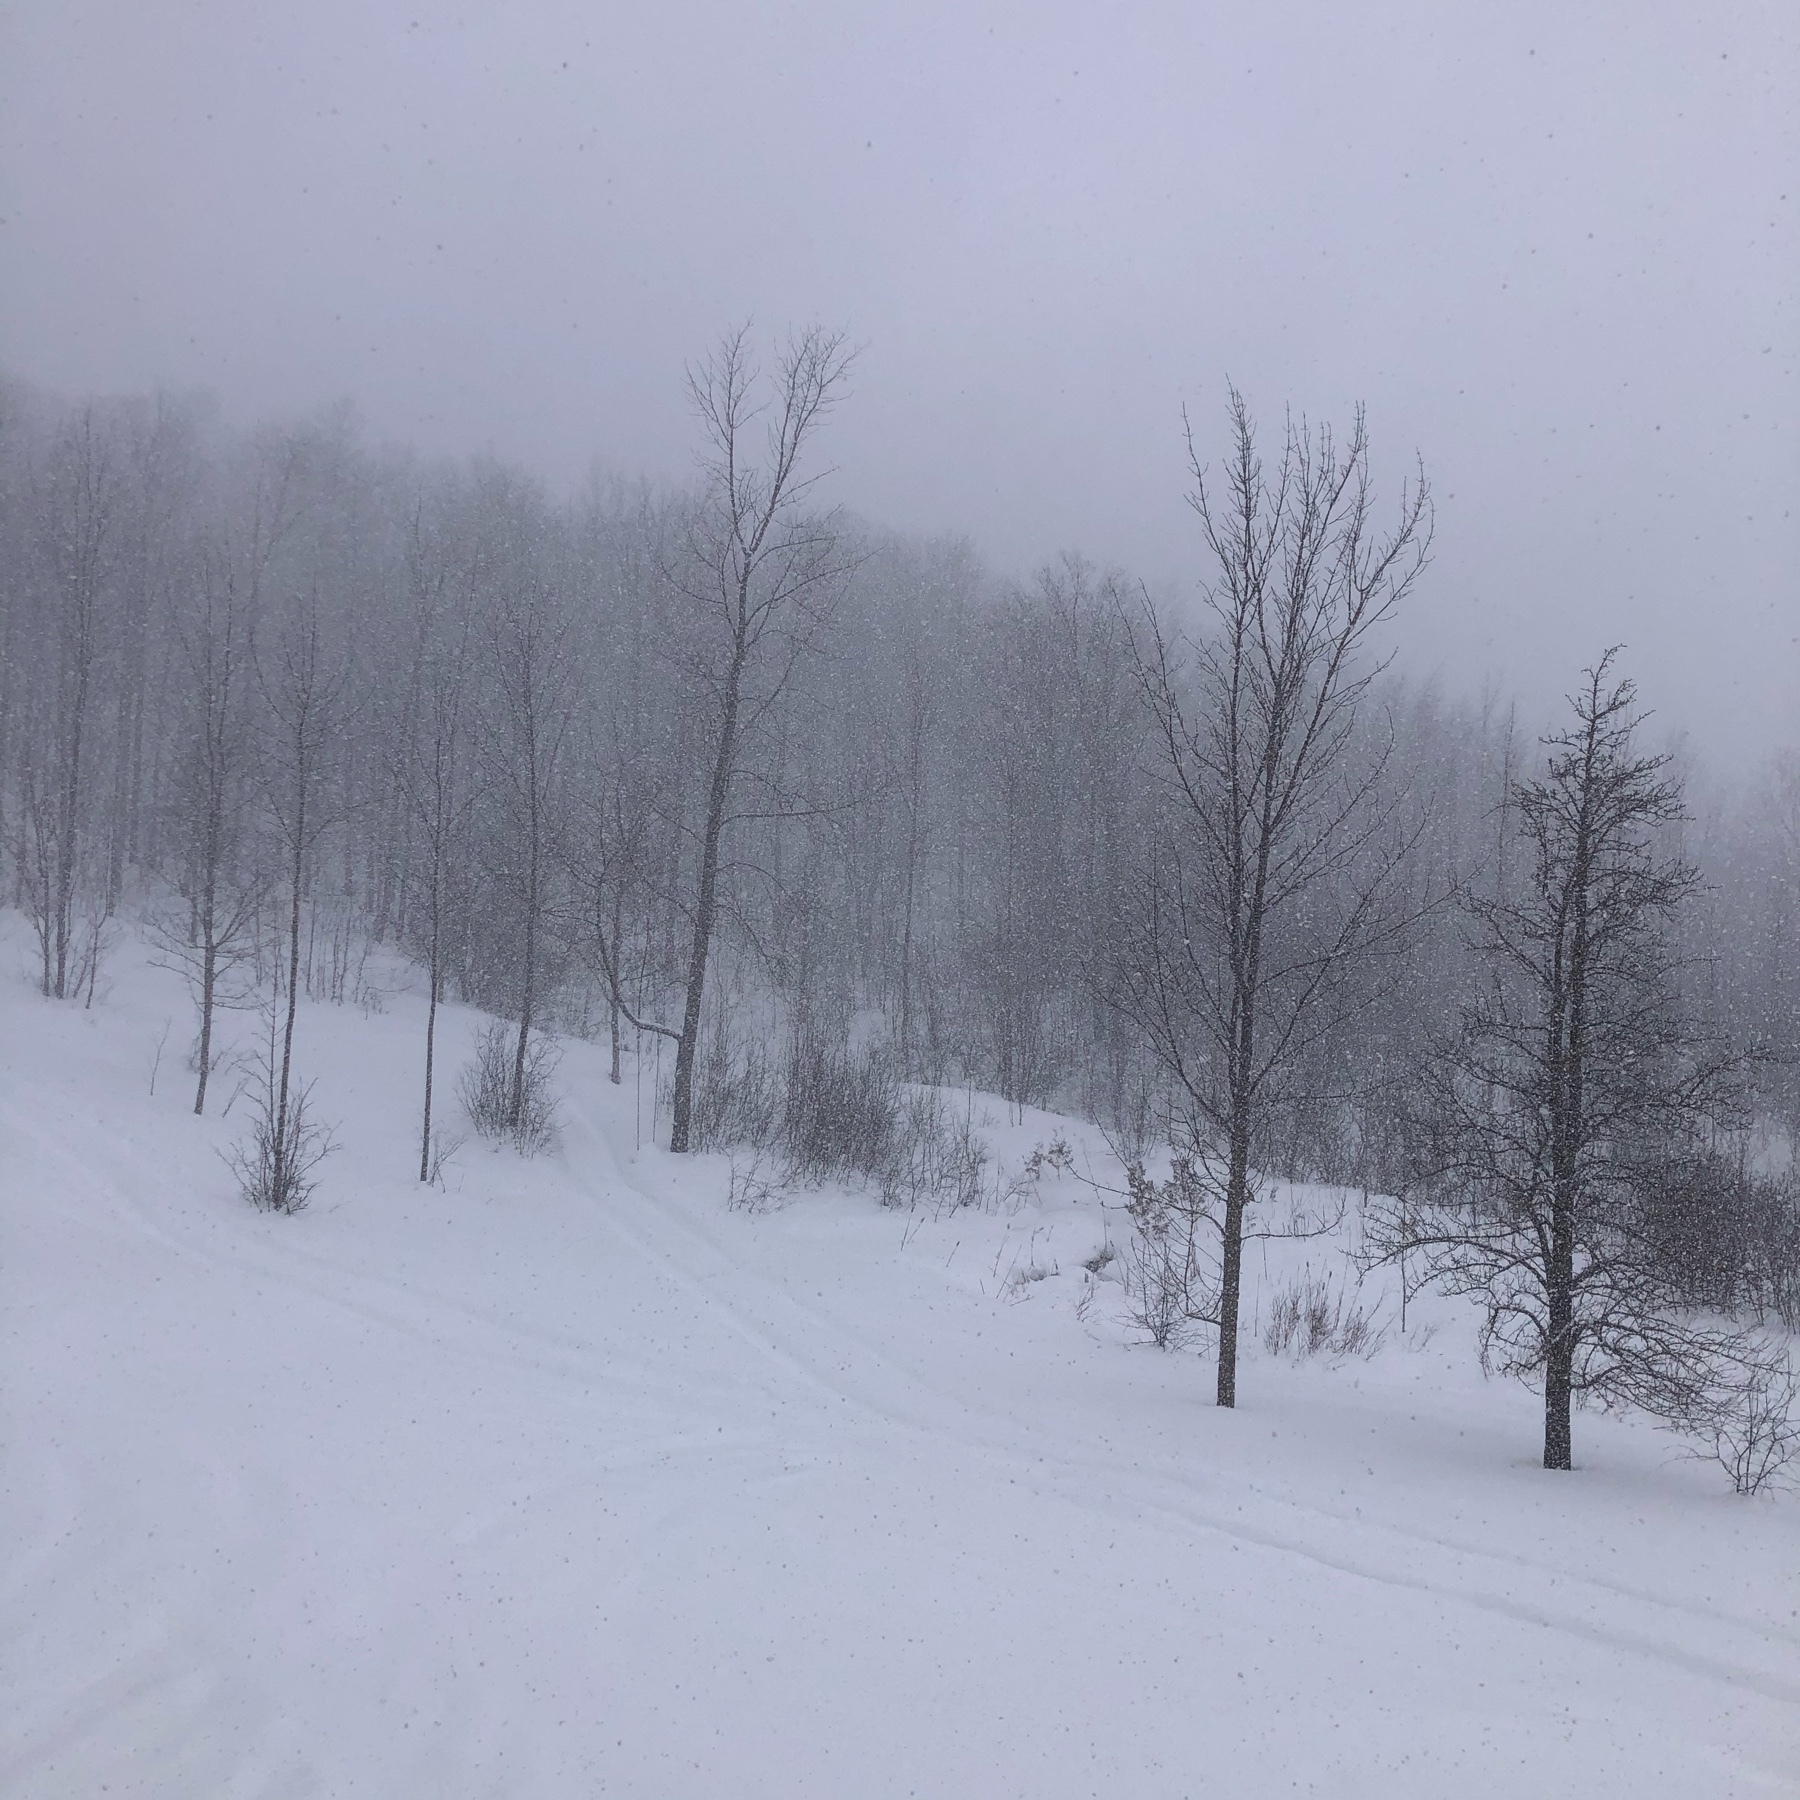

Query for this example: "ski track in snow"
[3,936,1797,1797]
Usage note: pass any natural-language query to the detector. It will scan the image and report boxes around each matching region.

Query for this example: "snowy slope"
[2,926,1796,1798]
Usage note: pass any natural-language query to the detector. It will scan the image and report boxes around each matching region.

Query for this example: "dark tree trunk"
[1216,1120,1253,1408]
[608,881,624,1085]
[509,809,540,1134]
[421,842,442,1182]
[194,886,217,1115]
[669,647,743,1153]
[274,780,305,1201]
[1543,1266,1575,1470]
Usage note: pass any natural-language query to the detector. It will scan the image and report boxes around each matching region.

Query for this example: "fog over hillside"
[2,6,1797,1796]
[2,1,1795,761]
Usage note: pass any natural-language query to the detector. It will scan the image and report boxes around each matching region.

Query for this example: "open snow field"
[3,929,1797,1797]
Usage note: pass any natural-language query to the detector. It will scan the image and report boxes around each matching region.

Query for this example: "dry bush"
[1263,1268,1386,1361]
[226,1054,334,1215]
[783,1040,900,1184]
[725,1150,783,1215]
[690,1026,990,1211]
[1704,1351,1798,1496]
[879,1089,989,1213]
[1122,1155,1217,1350]
[689,1030,781,1155]
[459,1021,561,1156]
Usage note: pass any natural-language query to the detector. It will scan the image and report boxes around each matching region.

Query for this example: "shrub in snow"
[782,1040,900,1185]
[725,1150,783,1215]
[997,1137,1077,1211]
[1262,1269,1385,1361]
[690,1027,988,1211]
[459,1021,561,1156]
[1701,1350,1798,1496]
[226,1037,334,1215]
[877,1089,988,1213]
[1121,1155,1217,1350]
[689,1030,782,1157]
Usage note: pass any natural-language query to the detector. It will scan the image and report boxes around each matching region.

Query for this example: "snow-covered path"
[3,951,1796,1796]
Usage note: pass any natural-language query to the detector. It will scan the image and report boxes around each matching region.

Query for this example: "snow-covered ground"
[3,925,1796,1798]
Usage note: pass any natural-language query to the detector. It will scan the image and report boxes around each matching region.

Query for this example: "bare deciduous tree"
[1116,390,1431,1407]
[1373,655,1755,1468]
[155,549,262,1112]
[487,563,574,1142]
[249,595,346,1211]
[402,512,475,1178]
[19,406,119,998]
[666,325,855,1153]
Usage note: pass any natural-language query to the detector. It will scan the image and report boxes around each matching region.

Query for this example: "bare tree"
[1115,391,1430,1407]
[18,406,119,998]
[556,723,669,1086]
[249,595,346,1211]
[554,485,684,1086]
[666,325,855,1152]
[486,568,574,1140]
[402,513,475,1178]
[155,549,262,1112]
[1372,654,1755,1469]
[104,397,201,907]
[895,649,935,1073]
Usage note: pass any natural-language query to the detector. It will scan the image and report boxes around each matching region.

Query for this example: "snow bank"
[3,923,1795,1796]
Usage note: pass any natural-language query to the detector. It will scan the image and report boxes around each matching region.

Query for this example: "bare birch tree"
[402,511,475,1178]
[666,325,855,1153]
[155,548,262,1112]
[19,407,119,998]
[244,594,345,1210]
[1115,391,1431,1407]
[487,568,573,1140]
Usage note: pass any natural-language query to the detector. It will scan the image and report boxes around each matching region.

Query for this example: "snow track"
[3,948,1796,1796]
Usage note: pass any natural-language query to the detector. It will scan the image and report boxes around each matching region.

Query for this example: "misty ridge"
[7,0,1800,1785]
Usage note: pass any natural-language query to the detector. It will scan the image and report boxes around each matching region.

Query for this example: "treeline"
[1,354,1794,1155]
[2,341,1797,1456]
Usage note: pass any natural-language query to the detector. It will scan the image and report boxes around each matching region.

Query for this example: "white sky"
[3,1,1795,763]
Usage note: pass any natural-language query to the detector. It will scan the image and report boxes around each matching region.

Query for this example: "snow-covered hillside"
[3,927,1796,1797]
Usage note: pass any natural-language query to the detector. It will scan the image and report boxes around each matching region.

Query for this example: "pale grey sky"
[3,1,1795,762]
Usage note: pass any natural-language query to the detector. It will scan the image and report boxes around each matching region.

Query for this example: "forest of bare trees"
[3,346,1795,1451]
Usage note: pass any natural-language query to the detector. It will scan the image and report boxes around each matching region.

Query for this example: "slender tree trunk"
[108,606,137,909]
[1544,974,1578,1470]
[421,861,441,1182]
[899,843,918,1072]
[608,880,624,1085]
[898,724,923,1071]
[669,647,744,1153]
[509,760,541,1133]
[1542,769,1593,1469]
[276,755,306,1196]
[1216,812,1269,1408]
[1217,1101,1253,1408]
[53,693,87,1000]
[194,887,217,1115]
[1543,1206,1576,1469]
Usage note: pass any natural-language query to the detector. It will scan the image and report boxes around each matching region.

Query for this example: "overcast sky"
[3,1,1795,763]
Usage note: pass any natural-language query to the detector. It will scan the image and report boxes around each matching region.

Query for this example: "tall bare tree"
[19,407,119,998]
[1116,391,1431,1406]
[157,549,261,1112]
[666,325,855,1153]
[487,567,574,1139]
[402,510,476,1178]
[250,594,346,1210]
[1374,655,1752,1469]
